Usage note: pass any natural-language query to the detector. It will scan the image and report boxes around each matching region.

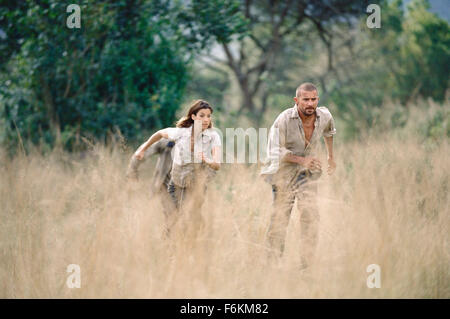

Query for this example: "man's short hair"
[296,83,318,97]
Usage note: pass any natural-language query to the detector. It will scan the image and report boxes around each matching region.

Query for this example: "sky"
[408,0,450,21]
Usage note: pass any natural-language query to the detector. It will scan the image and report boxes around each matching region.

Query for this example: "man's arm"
[324,135,336,175]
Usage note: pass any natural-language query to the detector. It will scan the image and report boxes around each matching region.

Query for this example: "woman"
[133,100,221,235]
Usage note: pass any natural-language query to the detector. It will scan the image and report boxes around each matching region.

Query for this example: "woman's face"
[191,108,212,130]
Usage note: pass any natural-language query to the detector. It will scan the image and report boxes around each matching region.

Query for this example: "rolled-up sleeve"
[210,130,222,148]
[261,114,291,176]
[209,130,222,163]
[267,115,292,163]
[323,116,336,137]
[161,127,180,140]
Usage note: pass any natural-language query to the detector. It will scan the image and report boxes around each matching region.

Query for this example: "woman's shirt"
[161,126,222,187]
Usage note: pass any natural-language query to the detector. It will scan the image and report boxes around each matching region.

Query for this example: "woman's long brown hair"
[176,99,213,128]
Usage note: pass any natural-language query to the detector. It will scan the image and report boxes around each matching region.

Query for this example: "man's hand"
[301,157,321,171]
[327,157,336,175]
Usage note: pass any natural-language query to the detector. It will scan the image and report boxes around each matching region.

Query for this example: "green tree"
[314,0,449,139]
[396,0,450,103]
[197,0,373,125]
[0,0,246,153]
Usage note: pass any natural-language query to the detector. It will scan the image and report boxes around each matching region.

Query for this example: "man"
[261,82,336,269]
[126,138,177,235]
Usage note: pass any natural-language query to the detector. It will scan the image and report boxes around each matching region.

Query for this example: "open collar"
[184,125,214,138]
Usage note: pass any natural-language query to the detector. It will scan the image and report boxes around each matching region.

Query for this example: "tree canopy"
[0,0,247,152]
[0,0,448,152]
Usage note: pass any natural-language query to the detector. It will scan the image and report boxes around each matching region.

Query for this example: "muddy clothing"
[127,138,177,236]
[160,126,221,237]
[261,105,336,188]
[126,138,175,193]
[168,164,211,210]
[268,172,320,265]
[262,105,336,266]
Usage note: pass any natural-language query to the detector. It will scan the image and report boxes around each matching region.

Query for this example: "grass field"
[1,108,449,298]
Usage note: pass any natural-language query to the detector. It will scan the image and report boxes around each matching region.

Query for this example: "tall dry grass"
[1,114,449,298]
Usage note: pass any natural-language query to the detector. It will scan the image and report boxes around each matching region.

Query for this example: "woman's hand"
[134,130,166,161]
[197,152,209,163]
[134,148,145,161]
[198,152,220,170]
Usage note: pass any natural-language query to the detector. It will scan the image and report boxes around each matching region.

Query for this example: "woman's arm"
[134,130,169,160]
[127,139,170,179]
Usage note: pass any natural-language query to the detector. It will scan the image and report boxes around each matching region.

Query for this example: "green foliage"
[1,0,447,148]
[184,67,231,128]
[419,105,450,140]
[176,0,248,46]
[369,0,450,104]
[0,0,247,153]
[327,0,449,139]
[398,0,450,103]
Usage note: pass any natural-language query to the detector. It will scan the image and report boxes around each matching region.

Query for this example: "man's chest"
[302,122,315,143]
[285,118,323,153]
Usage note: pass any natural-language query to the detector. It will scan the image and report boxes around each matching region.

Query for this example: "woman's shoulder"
[204,128,221,138]
[161,127,189,139]
[204,128,222,146]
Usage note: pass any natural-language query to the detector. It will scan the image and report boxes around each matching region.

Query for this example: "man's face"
[294,90,319,116]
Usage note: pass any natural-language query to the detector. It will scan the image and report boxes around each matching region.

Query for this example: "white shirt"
[161,125,221,187]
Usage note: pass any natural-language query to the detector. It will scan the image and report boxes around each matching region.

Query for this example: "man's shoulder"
[317,106,334,119]
[280,106,295,117]
[274,106,295,123]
